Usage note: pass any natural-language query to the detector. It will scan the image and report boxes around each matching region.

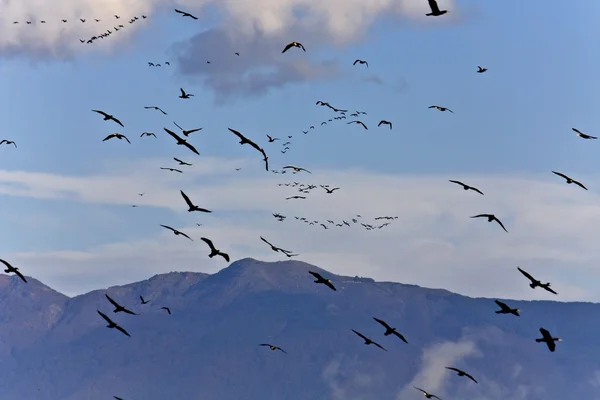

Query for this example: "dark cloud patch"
[172,26,341,103]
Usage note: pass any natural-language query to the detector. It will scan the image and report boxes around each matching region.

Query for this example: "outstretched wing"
[308,271,323,280]
[105,294,120,308]
[160,224,176,232]
[13,269,27,283]
[373,317,391,330]
[97,310,113,324]
[351,329,368,341]
[201,237,216,251]
[164,127,183,142]
[180,190,194,208]
[260,236,274,247]
[517,267,536,282]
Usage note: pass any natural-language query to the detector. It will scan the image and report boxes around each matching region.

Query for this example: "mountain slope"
[0,258,598,400]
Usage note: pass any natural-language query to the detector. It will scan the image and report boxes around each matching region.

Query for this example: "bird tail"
[208,251,217,258]
[535,339,544,343]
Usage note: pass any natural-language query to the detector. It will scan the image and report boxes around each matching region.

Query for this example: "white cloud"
[0,0,457,57]
[0,155,599,301]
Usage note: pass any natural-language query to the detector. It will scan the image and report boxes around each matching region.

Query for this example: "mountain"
[0,258,597,400]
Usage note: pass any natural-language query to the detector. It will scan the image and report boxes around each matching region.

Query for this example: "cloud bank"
[0,155,598,301]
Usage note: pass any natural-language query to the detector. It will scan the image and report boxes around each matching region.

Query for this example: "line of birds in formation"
[3,1,592,398]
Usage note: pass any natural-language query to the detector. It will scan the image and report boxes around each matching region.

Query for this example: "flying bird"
[536,327,561,352]
[144,106,167,115]
[378,120,392,130]
[227,128,269,171]
[92,110,124,127]
[102,133,131,143]
[286,196,306,200]
[160,224,193,241]
[283,165,312,174]
[173,121,202,136]
[572,128,597,140]
[517,267,557,295]
[347,120,368,130]
[470,214,507,232]
[105,294,138,315]
[174,9,198,19]
[372,317,408,343]
[140,296,150,304]
[449,180,484,195]
[426,0,449,16]
[161,307,171,315]
[164,128,200,155]
[160,167,183,173]
[259,344,287,354]
[551,171,587,190]
[414,387,442,399]
[179,88,194,99]
[266,134,279,142]
[351,329,387,351]
[324,187,340,194]
[282,41,306,53]
[260,236,296,256]
[477,66,487,73]
[0,140,17,147]
[353,59,369,67]
[174,157,192,166]
[445,367,478,383]
[429,105,453,113]
[0,258,26,283]
[96,310,130,337]
[308,271,337,291]
[494,300,520,316]
[200,237,230,262]
[180,190,211,213]
[140,132,156,138]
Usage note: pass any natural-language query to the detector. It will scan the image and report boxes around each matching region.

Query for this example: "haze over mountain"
[0,258,596,400]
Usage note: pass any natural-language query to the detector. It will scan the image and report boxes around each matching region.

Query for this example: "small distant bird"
[144,106,167,115]
[286,196,306,200]
[140,132,156,138]
[536,327,561,352]
[259,344,287,354]
[140,296,150,304]
[173,121,202,137]
[175,9,198,19]
[260,236,296,256]
[283,165,311,174]
[372,317,407,343]
[445,367,477,383]
[160,167,183,173]
[200,237,230,262]
[324,187,340,194]
[470,214,507,232]
[92,110,124,127]
[103,133,131,143]
[551,171,587,190]
[164,128,200,155]
[282,41,306,53]
[477,66,487,73]
[517,267,557,295]
[179,88,194,99]
[572,128,597,140]
[426,0,449,16]
[161,307,171,315]
[449,180,484,195]
[413,387,441,399]
[97,310,130,337]
[494,300,520,316]
[429,105,453,113]
[160,224,193,241]
[378,120,392,130]
[347,120,368,130]
[308,271,336,291]
[105,294,138,315]
[353,59,369,67]
[0,258,26,283]
[266,134,279,142]
[234,52,240,56]
[351,329,386,351]
[180,190,211,213]
[0,140,17,148]
[174,157,192,166]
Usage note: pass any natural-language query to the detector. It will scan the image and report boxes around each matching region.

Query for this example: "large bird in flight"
[429,105,453,113]
[282,41,306,53]
[470,214,507,232]
[160,224,193,241]
[260,236,297,257]
[517,267,557,295]
[179,88,194,99]
[0,258,26,283]
[445,367,478,383]
[414,387,442,399]
[372,317,408,343]
[92,110,124,127]
[174,121,202,137]
[164,128,200,155]
[103,133,131,143]
[175,9,198,19]
[536,327,561,352]
[180,190,211,213]
[105,294,138,315]
[97,310,130,337]
[259,344,287,354]
[494,300,520,316]
[351,329,386,351]
[426,0,449,16]
[200,237,230,262]
[572,128,596,139]
[449,180,484,195]
[551,171,587,190]
[283,165,311,174]
[308,271,336,291]
[353,59,368,67]
[227,128,269,171]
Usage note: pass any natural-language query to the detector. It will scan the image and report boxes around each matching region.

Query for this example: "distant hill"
[0,258,597,400]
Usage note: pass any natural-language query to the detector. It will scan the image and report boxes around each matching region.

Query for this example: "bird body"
[470,213,507,232]
[536,327,561,352]
[282,42,306,53]
[201,237,230,261]
[426,0,449,16]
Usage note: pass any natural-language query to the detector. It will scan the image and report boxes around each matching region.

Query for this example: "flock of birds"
[1,0,583,398]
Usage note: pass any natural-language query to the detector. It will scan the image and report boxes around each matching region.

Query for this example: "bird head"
[556,338,562,342]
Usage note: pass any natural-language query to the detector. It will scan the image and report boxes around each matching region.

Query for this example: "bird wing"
[517,267,536,282]
[351,329,369,341]
[373,341,387,351]
[179,232,193,241]
[543,285,558,295]
[353,60,360,65]
[115,325,131,337]
[393,331,408,343]
[551,171,569,180]
[122,134,130,143]
[183,141,200,155]
[276,347,287,354]
[324,280,337,291]
[539,327,551,340]
[180,190,195,208]
[449,180,465,187]
[308,271,323,280]
[173,121,184,131]
[546,339,556,352]
[140,296,145,302]
[186,128,202,134]
[573,180,588,190]
[359,121,368,129]
[92,109,109,117]
[160,224,176,232]
[471,187,484,195]
[495,300,509,310]
[0,258,13,270]
[219,252,230,262]
[260,236,274,247]
[164,127,184,142]
[465,373,478,383]
[13,269,27,283]
[123,308,138,315]
[446,367,460,373]
[201,237,217,251]
[493,217,508,232]
[175,9,185,14]
[97,310,113,324]
[180,88,186,96]
[259,148,269,171]
[102,134,116,141]
[470,214,489,219]
[282,43,293,53]
[105,294,121,308]
[174,157,184,163]
[413,387,426,394]
[373,317,391,330]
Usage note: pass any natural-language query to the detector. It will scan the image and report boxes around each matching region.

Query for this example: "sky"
[0,0,600,302]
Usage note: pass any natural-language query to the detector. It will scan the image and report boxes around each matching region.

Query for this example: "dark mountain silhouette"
[0,258,596,399]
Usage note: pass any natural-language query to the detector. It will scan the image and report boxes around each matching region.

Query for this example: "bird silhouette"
[517,267,557,295]
[572,128,597,139]
[0,258,26,283]
[161,307,171,315]
[200,237,230,261]
[494,300,520,316]
[282,42,306,53]
[164,128,200,155]
[477,66,487,73]
[445,367,478,383]
[259,344,287,353]
[351,329,386,351]
[160,225,193,241]
[372,317,408,343]
[97,310,130,337]
[470,214,507,232]
[353,59,369,67]
[309,271,336,291]
[536,327,561,352]
[0,140,17,148]
[179,88,194,99]
[180,190,211,213]
[105,294,138,315]
[103,133,131,143]
[426,0,449,16]
[414,387,442,399]
[92,110,124,127]
[175,9,198,19]
[449,180,484,195]
[551,171,587,190]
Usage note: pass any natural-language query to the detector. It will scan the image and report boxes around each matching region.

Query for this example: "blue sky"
[0,0,600,300]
